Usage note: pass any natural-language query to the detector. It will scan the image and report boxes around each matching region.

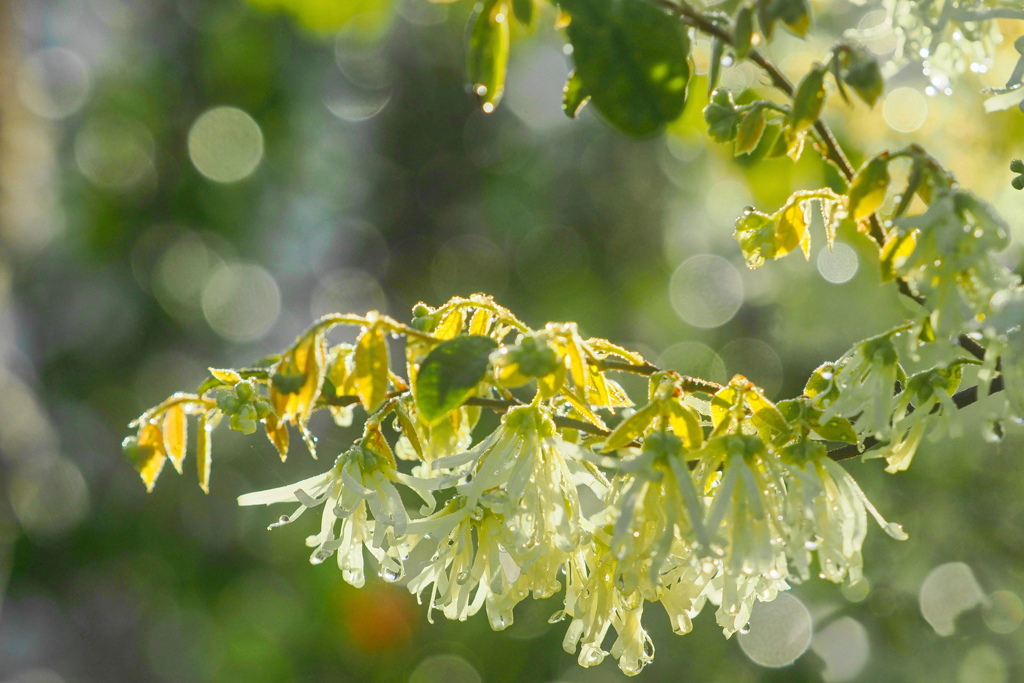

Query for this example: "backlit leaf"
[163,404,187,474]
[848,155,891,221]
[414,335,498,426]
[735,107,766,156]
[136,423,167,493]
[196,412,212,493]
[562,70,590,119]
[467,0,510,113]
[561,0,691,136]
[355,324,391,413]
[789,64,826,134]
[603,401,658,451]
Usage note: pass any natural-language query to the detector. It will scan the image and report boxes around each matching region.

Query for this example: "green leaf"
[839,47,884,107]
[771,0,810,36]
[563,69,590,119]
[756,0,777,40]
[560,0,691,136]
[848,155,891,220]
[734,107,766,155]
[804,362,840,402]
[733,5,754,59]
[704,88,741,142]
[789,64,826,134]
[414,335,499,426]
[511,0,534,26]
[467,0,510,113]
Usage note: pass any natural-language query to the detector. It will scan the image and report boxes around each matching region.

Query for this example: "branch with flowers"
[124,0,1024,676]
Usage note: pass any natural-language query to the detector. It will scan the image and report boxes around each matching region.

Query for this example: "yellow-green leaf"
[789,64,826,134]
[776,200,812,259]
[209,368,242,385]
[880,229,918,282]
[162,404,187,474]
[196,412,212,493]
[414,335,498,426]
[603,401,658,451]
[355,324,391,413]
[434,308,465,340]
[848,155,891,221]
[265,411,289,461]
[735,107,766,156]
[136,423,167,493]
[467,0,510,113]
[667,400,704,450]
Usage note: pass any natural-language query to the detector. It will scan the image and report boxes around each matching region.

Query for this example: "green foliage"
[559,0,692,135]
[414,335,498,425]
[118,0,1024,677]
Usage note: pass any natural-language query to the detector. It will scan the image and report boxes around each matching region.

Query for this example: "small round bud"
[412,303,431,317]
[216,392,241,415]
[234,380,256,402]
[1010,159,1024,174]
[254,399,271,419]
[1012,176,1024,191]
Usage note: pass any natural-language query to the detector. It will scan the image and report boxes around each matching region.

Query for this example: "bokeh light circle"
[817,242,859,284]
[188,106,264,183]
[409,654,481,683]
[9,458,89,538]
[658,341,727,385]
[201,262,281,342]
[75,117,155,191]
[883,87,928,132]
[737,592,813,668]
[669,254,744,328]
[719,338,783,397]
[811,617,870,682]
[982,590,1024,634]
[18,48,91,119]
[958,644,1008,683]
[919,561,986,636]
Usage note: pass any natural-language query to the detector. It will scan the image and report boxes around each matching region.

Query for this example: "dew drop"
[381,566,401,582]
[548,610,567,623]
[739,623,751,634]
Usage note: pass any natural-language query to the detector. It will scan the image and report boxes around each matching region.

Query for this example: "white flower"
[402,494,522,630]
[433,404,586,599]
[779,440,908,587]
[600,431,709,597]
[699,435,790,636]
[237,442,413,587]
[562,534,654,676]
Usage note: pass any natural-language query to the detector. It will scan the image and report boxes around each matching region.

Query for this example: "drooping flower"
[778,439,908,586]
[699,434,790,635]
[561,533,655,676]
[599,430,709,598]
[237,440,413,587]
[432,404,586,599]
[401,493,522,630]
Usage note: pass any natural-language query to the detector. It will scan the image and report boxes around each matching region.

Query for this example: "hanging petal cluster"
[125,296,914,676]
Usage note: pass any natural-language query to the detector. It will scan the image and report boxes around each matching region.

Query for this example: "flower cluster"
[128,296,917,676]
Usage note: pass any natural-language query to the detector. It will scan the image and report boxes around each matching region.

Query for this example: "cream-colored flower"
[562,534,654,676]
[237,442,412,587]
[433,404,586,599]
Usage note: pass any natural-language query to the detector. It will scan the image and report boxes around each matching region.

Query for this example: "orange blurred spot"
[341,585,416,652]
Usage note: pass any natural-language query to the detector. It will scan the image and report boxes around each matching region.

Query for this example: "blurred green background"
[0,0,1022,681]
